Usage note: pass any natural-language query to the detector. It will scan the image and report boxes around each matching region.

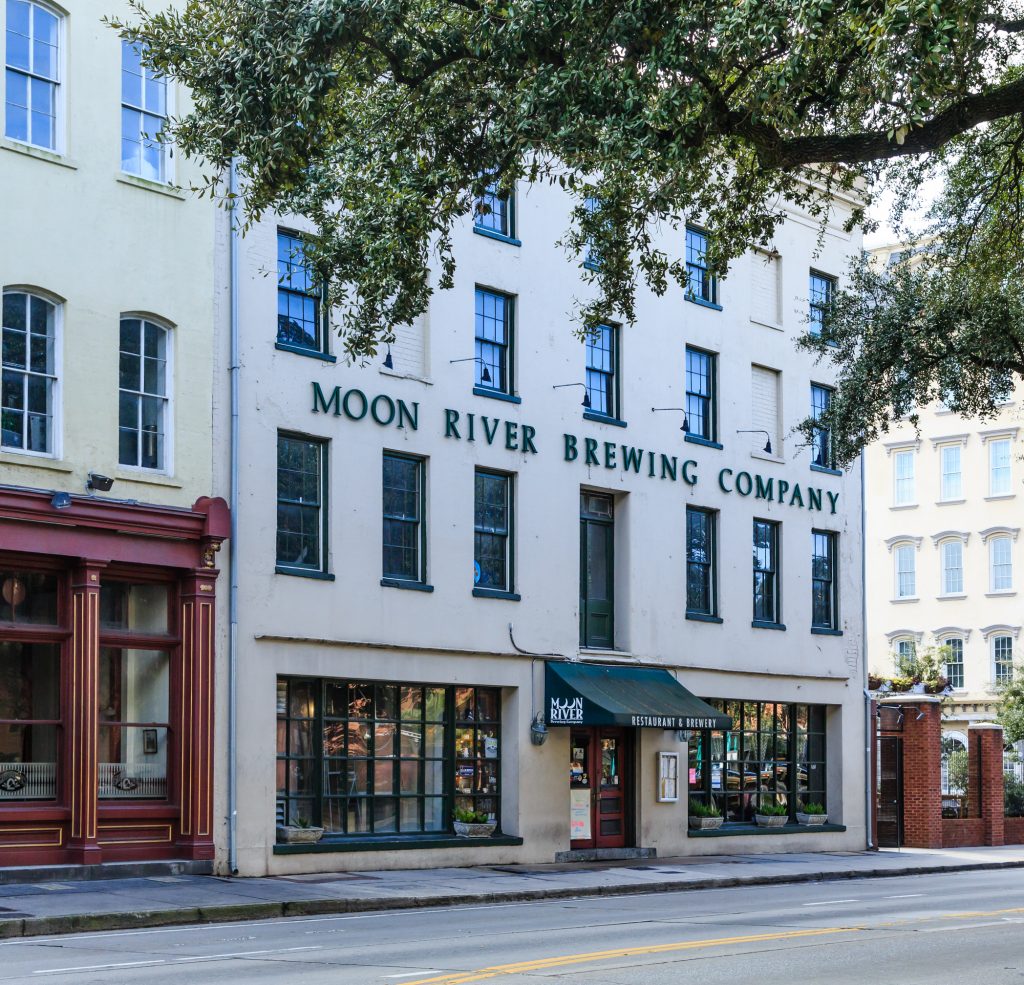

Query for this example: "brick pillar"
[67,562,104,864]
[897,697,944,849]
[969,723,1005,847]
[174,567,218,859]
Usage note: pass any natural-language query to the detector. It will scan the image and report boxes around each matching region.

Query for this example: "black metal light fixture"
[383,345,394,370]
[450,356,491,384]
[652,407,689,432]
[553,382,590,408]
[86,472,115,492]
[737,429,773,455]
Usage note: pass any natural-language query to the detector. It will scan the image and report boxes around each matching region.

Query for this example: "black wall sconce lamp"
[553,382,591,408]
[383,345,394,370]
[87,473,115,493]
[652,407,689,431]
[737,429,773,455]
[450,356,491,384]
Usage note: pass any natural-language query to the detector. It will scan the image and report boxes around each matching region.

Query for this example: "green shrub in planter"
[800,802,826,815]
[688,800,722,818]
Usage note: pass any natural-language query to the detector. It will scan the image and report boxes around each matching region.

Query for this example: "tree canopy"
[116,1,1024,459]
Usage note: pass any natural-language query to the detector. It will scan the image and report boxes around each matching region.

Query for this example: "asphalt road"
[2,869,1024,983]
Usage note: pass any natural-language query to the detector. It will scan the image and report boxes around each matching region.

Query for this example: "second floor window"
[941,540,964,595]
[990,535,1013,591]
[808,271,835,336]
[895,543,916,598]
[994,635,1014,685]
[585,324,617,418]
[382,453,425,583]
[944,638,964,689]
[118,317,169,471]
[810,383,834,468]
[277,231,322,352]
[276,433,326,573]
[990,438,1012,496]
[1,289,56,454]
[893,450,916,505]
[752,519,780,624]
[474,470,512,592]
[685,227,717,305]
[474,182,514,239]
[4,0,59,150]
[580,492,614,648]
[474,287,513,395]
[685,346,716,442]
[811,530,838,630]
[686,507,716,616]
[940,444,963,501]
[121,41,169,182]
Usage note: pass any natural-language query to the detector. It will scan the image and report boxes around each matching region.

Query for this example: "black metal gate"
[877,735,904,848]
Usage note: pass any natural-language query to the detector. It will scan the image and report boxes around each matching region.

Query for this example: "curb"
[3,858,1024,939]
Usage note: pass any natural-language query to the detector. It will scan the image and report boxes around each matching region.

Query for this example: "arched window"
[118,317,170,471]
[1,289,58,454]
[4,1,61,150]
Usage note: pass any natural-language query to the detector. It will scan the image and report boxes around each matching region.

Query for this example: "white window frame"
[1,285,62,459]
[942,636,965,690]
[940,539,964,596]
[992,635,1014,686]
[939,443,963,501]
[3,0,65,153]
[119,39,174,184]
[988,437,1013,497]
[117,313,173,475]
[894,543,917,599]
[989,535,1014,593]
[893,449,916,506]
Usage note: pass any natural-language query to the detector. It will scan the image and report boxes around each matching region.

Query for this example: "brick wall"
[901,700,944,849]
[942,819,985,848]
[1005,817,1024,845]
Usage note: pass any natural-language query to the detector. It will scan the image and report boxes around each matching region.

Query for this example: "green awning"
[545,662,732,730]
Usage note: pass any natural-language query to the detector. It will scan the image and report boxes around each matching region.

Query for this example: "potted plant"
[796,802,829,826]
[276,816,325,844]
[453,807,496,838]
[753,800,789,827]
[688,799,724,830]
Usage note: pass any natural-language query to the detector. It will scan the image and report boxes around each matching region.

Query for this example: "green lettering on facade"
[585,438,599,466]
[776,479,790,503]
[808,487,822,512]
[604,442,617,469]
[342,388,368,420]
[681,460,698,486]
[312,382,341,416]
[444,408,461,439]
[718,468,733,492]
[466,412,476,441]
[735,471,753,496]
[789,484,805,507]
[521,425,538,454]
[660,454,677,481]
[371,394,395,426]
[648,451,656,477]
[397,399,418,431]
[564,433,578,461]
[755,475,774,500]
[622,446,644,473]
[827,490,840,515]
[505,421,519,450]
[482,417,500,444]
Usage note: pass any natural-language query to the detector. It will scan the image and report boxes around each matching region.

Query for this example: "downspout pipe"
[228,159,240,875]
[861,452,873,849]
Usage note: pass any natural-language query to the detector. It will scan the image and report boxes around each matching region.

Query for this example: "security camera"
[86,473,114,492]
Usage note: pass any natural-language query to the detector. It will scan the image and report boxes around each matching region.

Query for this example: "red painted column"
[174,564,218,859]
[897,697,943,849]
[969,723,1005,847]
[67,562,104,864]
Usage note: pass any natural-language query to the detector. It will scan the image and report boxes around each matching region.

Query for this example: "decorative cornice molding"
[980,623,1021,640]
[932,627,972,642]
[885,535,923,552]
[980,426,1019,443]
[884,439,920,456]
[931,530,970,547]
[885,629,924,643]
[930,433,970,449]
[980,526,1020,543]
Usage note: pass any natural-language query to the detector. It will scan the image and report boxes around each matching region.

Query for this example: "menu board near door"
[570,787,591,840]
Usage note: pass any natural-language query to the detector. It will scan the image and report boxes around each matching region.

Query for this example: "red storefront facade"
[0,487,228,866]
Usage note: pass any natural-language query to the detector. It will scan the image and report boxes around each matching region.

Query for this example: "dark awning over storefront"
[545,662,732,730]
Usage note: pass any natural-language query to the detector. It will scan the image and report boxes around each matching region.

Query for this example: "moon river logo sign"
[549,696,583,724]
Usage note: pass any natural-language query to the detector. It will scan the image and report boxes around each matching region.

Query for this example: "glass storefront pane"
[424,724,445,758]
[324,681,346,717]
[399,760,419,794]
[374,759,394,795]
[0,641,59,719]
[424,797,444,831]
[455,727,474,759]
[425,687,446,721]
[400,797,420,831]
[374,798,397,832]
[476,689,499,721]
[98,724,167,799]
[375,723,396,757]
[0,571,58,624]
[477,726,499,759]
[455,687,474,720]
[376,685,398,720]
[289,681,315,719]
[323,721,344,757]
[400,686,422,720]
[347,721,370,758]
[99,648,169,724]
[348,683,372,719]
[290,721,312,756]
[99,581,169,634]
[424,759,444,796]
[400,724,422,757]
[348,799,370,833]
[0,724,58,800]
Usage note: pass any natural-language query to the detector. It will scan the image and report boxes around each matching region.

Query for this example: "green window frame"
[474,287,514,395]
[809,270,836,337]
[277,229,327,354]
[474,182,515,239]
[685,226,717,305]
[474,469,513,592]
[585,324,618,419]
[811,529,838,630]
[686,506,717,616]
[382,452,426,584]
[276,432,328,574]
[753,518,780,624]
[580,492,614,648]
[810,383,834,469]
[685,346,717,441]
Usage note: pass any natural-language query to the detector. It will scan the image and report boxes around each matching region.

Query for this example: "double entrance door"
[569,727,631,850]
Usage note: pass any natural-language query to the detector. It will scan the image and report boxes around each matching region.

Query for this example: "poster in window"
[570,788,591,840]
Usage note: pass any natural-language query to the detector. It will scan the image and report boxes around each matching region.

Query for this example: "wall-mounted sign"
[657,751,679,803]
[570,787,591,840]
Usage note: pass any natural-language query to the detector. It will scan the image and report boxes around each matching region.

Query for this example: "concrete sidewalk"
[0,845,1023,939]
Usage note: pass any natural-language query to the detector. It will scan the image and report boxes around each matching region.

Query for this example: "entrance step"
[554,847,656,863]
[0,859,213,885]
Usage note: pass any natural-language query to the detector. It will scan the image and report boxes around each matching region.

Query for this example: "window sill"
[276,566,335,581]
[686,611,723,624]
[890,596,919,603]
[684,435,723,450]
[937,593,967,601]
[751,620,786,631]
[890,503,919,511]
[583,412,627,428]
[811,627,843,636]
[473,587,521,601]
[985,494,1016,502]
[381,578,434,593]
[472,386,521,405]
[274,833,523,855]
[472,226,521,247]
[579,647,632,659]
[116,173,186,200]
[688,822,846,838]
[685,295,723,312]
[114,469,183,489]
[750,451,786,465]
[986,590,1017,598]
[380,368,432,385]
[0,137,76,169]
[275,341,337,362]
[810,464,842,476]
[749,317,783,332]
[936,498,966,506]
[0,452,72,472]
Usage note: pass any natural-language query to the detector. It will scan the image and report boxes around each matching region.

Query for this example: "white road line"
[885,894,924,899]
[33,960,166,975]
[29,945,323,976]
[383,974,436,979]
[801,899,859,907]
[919,921,1005,933]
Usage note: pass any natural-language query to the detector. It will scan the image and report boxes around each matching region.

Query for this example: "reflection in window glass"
[99,581,169,634]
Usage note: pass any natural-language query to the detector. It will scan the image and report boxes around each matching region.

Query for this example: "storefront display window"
[688,700,827,823]
[0,641,60,799]
[276,677,501,837]
[0,571,58,625]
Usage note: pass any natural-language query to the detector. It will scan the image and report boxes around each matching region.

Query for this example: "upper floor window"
[121,42,169,182]
[686,506,716,617]
[894,637,916,664]
[1,289,56,454]
[940,539,963,595]
[808,271,835,336]
[474,287,513,395]
[894,543,916,598]
[474,182,515,240]
[944,637,965,690]
[685,226,717,306]
[685,347,717,442]
[276,433,327,574]
[990,535,1013,592]
[993,635,1014,685]
[811,530,838,630]
[580,492,614,648]
[940,443,963,501]
[585,324,618,419]
[583,195,602,268]
[4,0,59,150]
[277,230,323,353]
[118,317,169,471]
[382,452,426,585]
[810,383,834,468]
[989,438,1012,496]
[893,449,915,505]
[752,518,780,624]
[474,469,513,593]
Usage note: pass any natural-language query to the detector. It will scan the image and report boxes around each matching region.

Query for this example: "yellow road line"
[398,926,859,985]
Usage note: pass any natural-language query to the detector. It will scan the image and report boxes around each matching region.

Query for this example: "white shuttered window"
[750,365,780,456]
[750,252,780,326]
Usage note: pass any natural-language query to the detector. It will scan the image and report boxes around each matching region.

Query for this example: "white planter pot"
[276,825,324,844]
[454,820,496,838]
[796,812,829,826]
[688,815,724,830]
[910,682,926,694]
[754,813,788,828]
